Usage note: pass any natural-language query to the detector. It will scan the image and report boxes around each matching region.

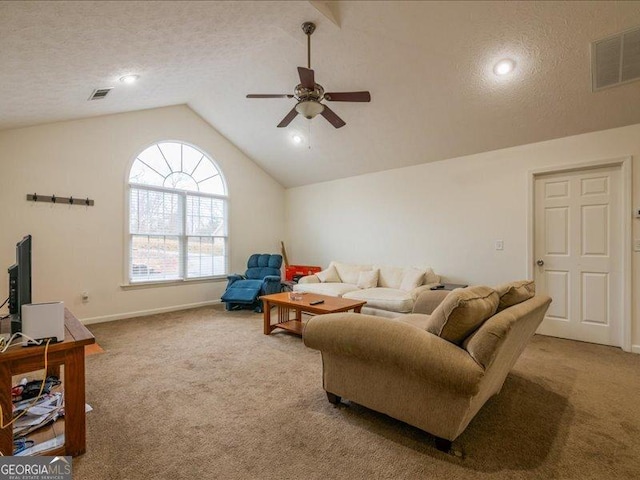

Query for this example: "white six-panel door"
[534,165,622,346]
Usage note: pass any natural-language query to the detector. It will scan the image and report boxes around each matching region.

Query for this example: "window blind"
[129,187,227,282]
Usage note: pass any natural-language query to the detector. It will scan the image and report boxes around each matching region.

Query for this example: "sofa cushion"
[425,286,499,345]
[494,280,535,312]
[412,289,450,315]
[333,262,372,285]
[375,265,431,290]
[400,268,425,291]
[316,265,341,283]
[294,282,359,297]
[375,265,405,289]
[357,269,379,289]
[343,288,414,313]
[424,267,439,285]
[360,307,399,318]
[397,313,432,329]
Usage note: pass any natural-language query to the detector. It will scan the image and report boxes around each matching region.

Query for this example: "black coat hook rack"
[27,193,94,206]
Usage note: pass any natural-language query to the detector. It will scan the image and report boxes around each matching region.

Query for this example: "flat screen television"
[8,235,32,334]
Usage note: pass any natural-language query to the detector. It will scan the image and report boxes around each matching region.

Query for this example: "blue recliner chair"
[221,254,283,312]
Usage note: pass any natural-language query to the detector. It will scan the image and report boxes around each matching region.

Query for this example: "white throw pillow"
[316,265,341,283]
[333,262,372,284]
[400,268,424,291]
[357,269,379,289]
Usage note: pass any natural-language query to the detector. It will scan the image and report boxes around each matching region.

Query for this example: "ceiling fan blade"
[320,105,346,128]
[297,67,315,89]
[324,91,371,102]
[277,107,299,128]
[246,94,294,98]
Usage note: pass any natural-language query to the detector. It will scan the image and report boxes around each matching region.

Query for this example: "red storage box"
[285,265,322,282]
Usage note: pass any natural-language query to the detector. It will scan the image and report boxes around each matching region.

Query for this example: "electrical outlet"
[495,240,504,251]
[81,291,89,301]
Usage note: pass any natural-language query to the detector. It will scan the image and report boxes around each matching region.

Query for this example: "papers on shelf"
[13,392,64,437]
[11,383,94,455]
[16,433,65,456]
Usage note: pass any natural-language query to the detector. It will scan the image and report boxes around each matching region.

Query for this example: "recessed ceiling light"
[292,134,303,144]
[119,74,140,84]
[493,59,516,76]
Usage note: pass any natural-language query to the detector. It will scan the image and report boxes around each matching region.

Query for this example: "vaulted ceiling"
[1,1,640,187]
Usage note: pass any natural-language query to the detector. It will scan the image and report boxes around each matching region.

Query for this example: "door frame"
[526,156,632,351]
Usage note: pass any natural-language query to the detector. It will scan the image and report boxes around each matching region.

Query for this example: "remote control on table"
[309,300,325,305]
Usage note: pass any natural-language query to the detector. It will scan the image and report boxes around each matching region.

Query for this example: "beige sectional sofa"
[304,281,550,452]
[293,261,440,317]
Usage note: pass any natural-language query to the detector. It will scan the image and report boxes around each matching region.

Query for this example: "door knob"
[536,259,544,266]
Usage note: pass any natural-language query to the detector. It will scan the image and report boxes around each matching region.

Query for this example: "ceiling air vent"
[88,88,113,101]
[592,26,640,91]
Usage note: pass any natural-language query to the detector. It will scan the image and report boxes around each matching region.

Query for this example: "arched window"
[128,141,228,283]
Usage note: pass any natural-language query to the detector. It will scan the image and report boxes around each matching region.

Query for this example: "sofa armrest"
[304,313,484,396]
[410,283,442,300]
[412,289,451,314]
[298,274,320,284]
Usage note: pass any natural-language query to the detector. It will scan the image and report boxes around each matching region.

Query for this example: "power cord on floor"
[0,337,51,456]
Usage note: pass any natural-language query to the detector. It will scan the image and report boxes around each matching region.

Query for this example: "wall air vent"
[88,88,113,101]
[592,26,640,91]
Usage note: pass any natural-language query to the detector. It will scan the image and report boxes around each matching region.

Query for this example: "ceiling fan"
[246,22,371,129]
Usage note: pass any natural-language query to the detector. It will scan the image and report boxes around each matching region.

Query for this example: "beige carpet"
[73,305,640,479]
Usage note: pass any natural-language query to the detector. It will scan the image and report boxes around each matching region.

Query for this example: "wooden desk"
[0,309,95,456]
[261,292,366,336]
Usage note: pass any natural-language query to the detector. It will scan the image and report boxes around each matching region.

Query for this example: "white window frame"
[124,142,229,287]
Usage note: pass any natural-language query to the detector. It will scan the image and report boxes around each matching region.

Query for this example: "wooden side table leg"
[263,299,272,335]
[64,346,86,456]
[0,363,12,456]
[354,306,363,313]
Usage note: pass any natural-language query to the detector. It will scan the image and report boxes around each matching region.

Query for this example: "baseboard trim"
[631,345,640,355]
[80,299,222,325]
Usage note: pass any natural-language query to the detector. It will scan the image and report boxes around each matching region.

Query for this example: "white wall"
[0,105,285,323]
[286,123,640,349]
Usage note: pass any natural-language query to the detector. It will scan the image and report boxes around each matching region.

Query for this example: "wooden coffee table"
[261,292,366,336]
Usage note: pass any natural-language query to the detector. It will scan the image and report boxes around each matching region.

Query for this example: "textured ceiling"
[1,1,640,187]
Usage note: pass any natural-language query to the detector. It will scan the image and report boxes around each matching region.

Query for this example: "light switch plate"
[495,240,504,251]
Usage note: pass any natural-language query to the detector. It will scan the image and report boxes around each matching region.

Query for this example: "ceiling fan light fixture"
[295,100,325,119]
